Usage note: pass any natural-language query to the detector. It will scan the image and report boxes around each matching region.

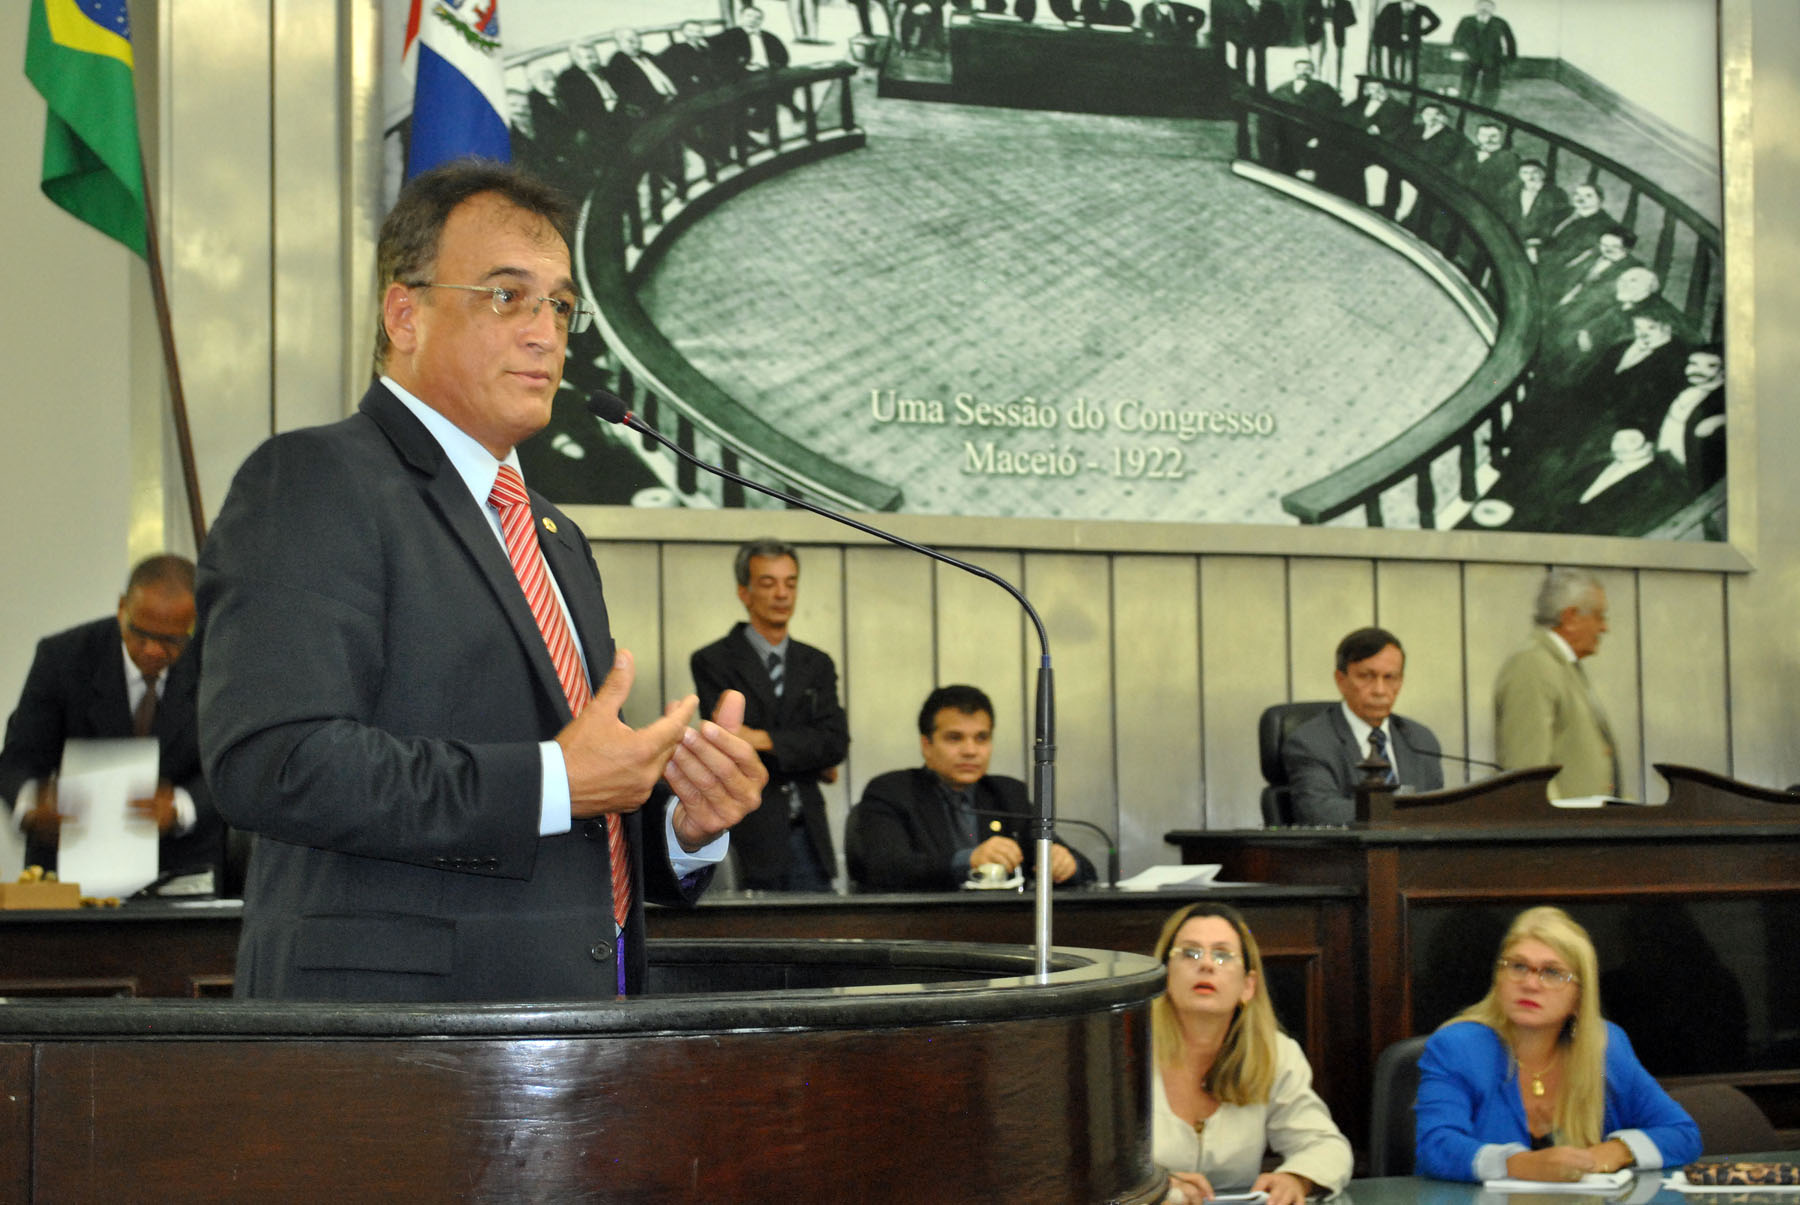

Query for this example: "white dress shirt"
[382,376,725,874]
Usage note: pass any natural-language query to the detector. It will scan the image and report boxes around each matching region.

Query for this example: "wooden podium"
[0,940,1166,1203]
[1167,765,1800,1144]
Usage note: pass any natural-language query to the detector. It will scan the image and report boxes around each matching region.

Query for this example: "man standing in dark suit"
[197,161,764,1002]
[1302,0,1357,89]
[1371,0,1441,83]
[2,555,222,882]
[690,540,848,891]
[1280,628,1443,826]
[1218,0,1289,92]
[845,685,1095,890]
[1450,0,1516,106]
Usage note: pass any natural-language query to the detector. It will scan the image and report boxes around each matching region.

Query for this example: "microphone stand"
[586,393,1059,980]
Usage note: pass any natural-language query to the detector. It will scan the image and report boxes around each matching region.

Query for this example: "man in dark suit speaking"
[1,554,222,881]
[1281,627,1443,825]
[845,684,1094,890]
[197,161,765,1002]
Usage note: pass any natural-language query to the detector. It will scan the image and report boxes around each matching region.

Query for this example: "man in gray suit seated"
[1281,627,1444,824]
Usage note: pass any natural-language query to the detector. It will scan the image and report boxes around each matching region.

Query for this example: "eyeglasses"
[125,623,191,652]
[410,282,595,334]
[1497,958,1577,988]
[1171,946,1243,968]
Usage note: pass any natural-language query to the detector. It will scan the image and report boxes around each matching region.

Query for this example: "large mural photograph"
[382,0,1724,541]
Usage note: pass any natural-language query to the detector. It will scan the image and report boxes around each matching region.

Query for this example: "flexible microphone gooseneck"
[1392,729,1503,772]
[586,391,1060,978]
[967,806,1119,888]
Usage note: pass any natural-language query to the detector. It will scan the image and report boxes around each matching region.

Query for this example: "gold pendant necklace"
[1519,1049,1560,1097]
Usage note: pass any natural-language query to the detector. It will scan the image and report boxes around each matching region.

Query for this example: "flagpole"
[137,157,206,550]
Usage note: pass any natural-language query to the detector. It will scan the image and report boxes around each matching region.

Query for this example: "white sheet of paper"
[1114,863,1223,891]
[1484,1171,1633,1194]
[55,738,162,898]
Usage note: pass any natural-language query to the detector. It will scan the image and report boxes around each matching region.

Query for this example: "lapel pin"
[541,516,558,534]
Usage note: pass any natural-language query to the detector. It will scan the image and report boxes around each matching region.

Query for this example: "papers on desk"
[54,738,162,899]
[1115,864,1222,891]
[1483,1171,1633,1193]
[1551,796,1660,809]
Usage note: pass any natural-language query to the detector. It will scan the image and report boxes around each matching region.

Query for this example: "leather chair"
[1368,1034,1430,1177]
[1667,1083,1781,1155]
[1257,701,1337,825]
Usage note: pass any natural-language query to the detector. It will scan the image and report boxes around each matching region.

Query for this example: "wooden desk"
[0,886,1364,1136]
[1167,766,1800,1139]
[0,941,1165,1202]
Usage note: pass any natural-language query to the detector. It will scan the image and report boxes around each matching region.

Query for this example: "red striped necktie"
[489,464,631,929]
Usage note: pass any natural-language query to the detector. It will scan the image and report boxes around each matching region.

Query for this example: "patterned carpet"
[637,83,1487,524]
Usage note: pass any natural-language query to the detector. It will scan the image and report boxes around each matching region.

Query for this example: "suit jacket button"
[583,820,604,839]
[589,940,614,962]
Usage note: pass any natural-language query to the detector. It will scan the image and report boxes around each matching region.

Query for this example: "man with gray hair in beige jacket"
[1494,568,1620,799]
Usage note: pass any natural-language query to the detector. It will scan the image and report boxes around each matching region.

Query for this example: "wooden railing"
[1369,77,1724,343]
[1235,95,1544,527]
[570,64,904,512]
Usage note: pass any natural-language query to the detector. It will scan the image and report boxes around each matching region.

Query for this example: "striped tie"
[489,465,631,929]
[767,650,784,697]
[1368,728,1398,785]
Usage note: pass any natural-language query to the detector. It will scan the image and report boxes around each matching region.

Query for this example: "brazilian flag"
[24,0,146,257]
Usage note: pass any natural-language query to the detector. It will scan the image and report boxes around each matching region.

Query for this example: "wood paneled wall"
[599,542,1751,879]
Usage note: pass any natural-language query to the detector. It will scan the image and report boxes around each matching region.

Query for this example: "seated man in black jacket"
[2,554,223,883]
[846,684,1095,890]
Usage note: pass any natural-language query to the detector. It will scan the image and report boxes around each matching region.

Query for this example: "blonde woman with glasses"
[1151,903,1352,1205]
[1415,905,1700,1181]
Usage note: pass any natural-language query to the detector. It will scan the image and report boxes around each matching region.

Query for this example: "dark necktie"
[133,672,159,738]
[1368,728,1398,785]
[942,783,979,845]
[766,651,801,819]
[489,465,630,930]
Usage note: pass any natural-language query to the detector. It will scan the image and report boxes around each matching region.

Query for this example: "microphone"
[968,806,1119,888]
[1392,729,1502,772]
[587,390,1061,976]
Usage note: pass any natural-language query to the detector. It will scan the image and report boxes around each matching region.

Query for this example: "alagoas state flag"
[24,0,147,256]
[405,0,511,179]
